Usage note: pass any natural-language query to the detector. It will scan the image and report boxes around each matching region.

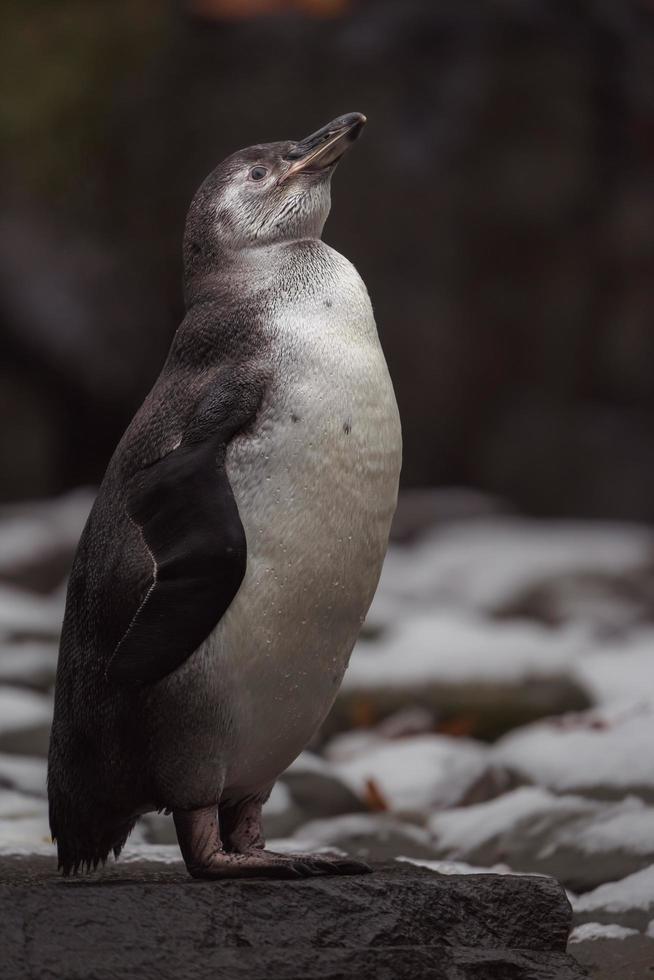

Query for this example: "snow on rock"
[0,752,47,796]
[331,611,589,739]
[329,733,489,814]
[397,856,516,876]
[0,687,52,755]
[573,865,654,931]
[494,703,654,801]
[428,788,654,891]
[346,612,586,689]
[574,630,654,707]
[0,641,58,690]
[568,922,639,942]
[292,813,438,861]
[375,518,653,614]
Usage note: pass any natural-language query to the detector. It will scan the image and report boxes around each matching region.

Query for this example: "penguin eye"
[249,166,269,182]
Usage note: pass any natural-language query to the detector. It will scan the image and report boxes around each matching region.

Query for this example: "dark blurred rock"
[293,813,439,862]
[278,751,365,821]
[0,855,585,980]
[390,487,506,543]
[326,673,590,742]
[570,930,654,980]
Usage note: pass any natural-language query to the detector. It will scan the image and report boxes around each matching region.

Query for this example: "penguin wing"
[106,375,263,686]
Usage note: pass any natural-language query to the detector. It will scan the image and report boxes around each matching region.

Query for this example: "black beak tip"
[340,112,367,138]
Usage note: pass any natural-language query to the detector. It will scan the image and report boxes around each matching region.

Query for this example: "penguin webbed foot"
[188,849,371,880]
[173,802,370,879]
[266,850,372,877]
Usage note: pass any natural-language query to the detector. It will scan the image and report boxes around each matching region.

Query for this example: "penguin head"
[183,113,366,275]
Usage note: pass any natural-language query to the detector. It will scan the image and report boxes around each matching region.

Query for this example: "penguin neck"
[184,238,332,310]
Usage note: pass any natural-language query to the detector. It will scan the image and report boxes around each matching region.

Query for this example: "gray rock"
[569,928,654,980]
[279,751,365,821]
[0,855,585,980]
[330,613,590,741]
[261,781,305,839]
[389,488,506,544]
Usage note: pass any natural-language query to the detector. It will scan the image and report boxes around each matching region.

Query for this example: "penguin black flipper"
[106,381,262,687]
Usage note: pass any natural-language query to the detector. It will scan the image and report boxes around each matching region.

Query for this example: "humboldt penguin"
[48,112,402,878]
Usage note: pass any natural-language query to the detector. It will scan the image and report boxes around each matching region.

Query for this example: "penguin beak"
[280,112,366,182]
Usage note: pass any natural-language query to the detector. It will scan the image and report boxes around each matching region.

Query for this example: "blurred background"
[2,2,654,975]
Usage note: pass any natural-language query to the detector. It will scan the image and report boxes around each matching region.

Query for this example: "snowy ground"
[1,487,653,976]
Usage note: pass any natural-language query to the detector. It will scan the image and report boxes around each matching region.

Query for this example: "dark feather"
[107,435,246,685]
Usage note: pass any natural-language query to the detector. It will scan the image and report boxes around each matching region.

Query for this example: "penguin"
[48,112,402,879]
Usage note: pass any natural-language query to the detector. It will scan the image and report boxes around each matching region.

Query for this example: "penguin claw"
[266,852,372,877]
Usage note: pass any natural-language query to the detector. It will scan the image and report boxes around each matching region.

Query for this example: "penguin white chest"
[210,249,401,792]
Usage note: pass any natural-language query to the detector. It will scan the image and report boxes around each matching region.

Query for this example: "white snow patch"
[346,611,586,691]
[396,856,515,876]
[568,922,639,943]
[574,631,654,707]
[573,865,654,915]
[550,797,654,857]
[331,734,488,812]
[494,704,654,795]
[376,518,652,612]
[427,786,597,853]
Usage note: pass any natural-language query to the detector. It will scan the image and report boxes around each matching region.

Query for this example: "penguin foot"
[174,800,371,879]
[188,849,371,880]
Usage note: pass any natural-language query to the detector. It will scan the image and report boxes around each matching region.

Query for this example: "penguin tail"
[48,782,136,876]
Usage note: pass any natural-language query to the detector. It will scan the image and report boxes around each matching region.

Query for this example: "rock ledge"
[1,855,586,979]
